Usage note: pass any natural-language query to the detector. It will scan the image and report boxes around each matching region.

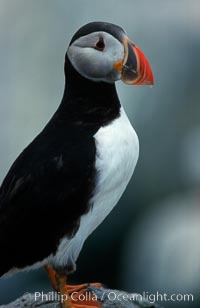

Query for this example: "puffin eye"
[94,37,105,51]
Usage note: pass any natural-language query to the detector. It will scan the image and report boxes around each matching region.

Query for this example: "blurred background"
[0,0,200,307]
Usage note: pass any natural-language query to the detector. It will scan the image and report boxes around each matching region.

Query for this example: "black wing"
[0,119,96,275]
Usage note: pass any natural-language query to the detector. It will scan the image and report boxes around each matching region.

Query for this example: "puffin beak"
[114,37,154,85]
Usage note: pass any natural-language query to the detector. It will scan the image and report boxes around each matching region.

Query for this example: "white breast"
[86,106,139,232]
[52,107,139,270]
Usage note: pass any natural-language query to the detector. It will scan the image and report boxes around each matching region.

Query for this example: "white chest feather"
[52,107,139,269]
[86,107,139,231]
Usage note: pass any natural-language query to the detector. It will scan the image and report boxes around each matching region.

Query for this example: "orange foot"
[63,282,102,308]
[44,265,102,308]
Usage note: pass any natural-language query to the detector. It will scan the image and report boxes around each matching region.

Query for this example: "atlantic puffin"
[0,22,153,307]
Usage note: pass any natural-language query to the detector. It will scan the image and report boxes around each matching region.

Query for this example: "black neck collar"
[56,56,121,129]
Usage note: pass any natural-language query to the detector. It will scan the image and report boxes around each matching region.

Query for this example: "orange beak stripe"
[133,45,154,85]
[119,37,154,86]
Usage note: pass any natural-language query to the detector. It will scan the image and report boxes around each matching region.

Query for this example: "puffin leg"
[57,274,73,308]
[44,265,102,307]
[44,265,59,291]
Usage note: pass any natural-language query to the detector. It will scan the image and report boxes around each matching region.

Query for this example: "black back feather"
[0,53,120,275]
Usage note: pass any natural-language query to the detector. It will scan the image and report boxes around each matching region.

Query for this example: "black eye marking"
[94,37,105,51]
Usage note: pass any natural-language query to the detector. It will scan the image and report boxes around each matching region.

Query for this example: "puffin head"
[67,21,154,85]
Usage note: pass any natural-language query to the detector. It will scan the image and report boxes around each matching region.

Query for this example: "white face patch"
[67,31,124,83]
